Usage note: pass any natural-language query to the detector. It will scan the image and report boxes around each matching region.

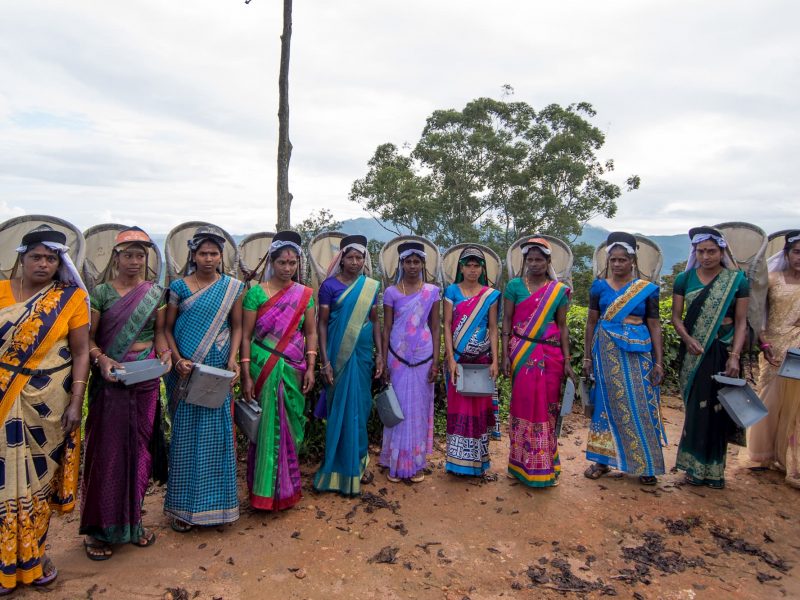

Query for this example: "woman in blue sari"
[163,226,244,531]
[443,247,500,476]
[313,235,383,495]
[584,232,667,485]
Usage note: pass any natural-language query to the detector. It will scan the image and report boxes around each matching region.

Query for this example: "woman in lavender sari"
[81,227,169,560]
[381,241,441,483]
[241,231,317,510]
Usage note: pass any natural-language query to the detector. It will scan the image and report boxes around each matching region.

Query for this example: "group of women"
[1,221,799,595]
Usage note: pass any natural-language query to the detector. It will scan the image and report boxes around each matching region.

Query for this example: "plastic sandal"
[584,463,610,480]
[84,539,112,561]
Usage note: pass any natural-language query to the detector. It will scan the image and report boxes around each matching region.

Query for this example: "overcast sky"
[1,1,797,237]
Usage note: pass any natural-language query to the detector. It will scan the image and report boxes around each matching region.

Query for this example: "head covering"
[15,224,89,307]
[767,229,800,272]
[263,230,303,282]
[326,234,371,278]
[605,231,637,256]
[186,225,227,275]
[396,241,426,282]
[685,226,734,271]
[520,237,551,256]
[114,226,153,249]
[455,246,487,286]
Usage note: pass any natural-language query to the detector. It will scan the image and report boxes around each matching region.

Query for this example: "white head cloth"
[16,241,90,310]
[685,233,733,271]
[396,248,427,283]
[606,241,636,255]
[326,243,371,279]
[767,235,800,272]
[262,240,303,282]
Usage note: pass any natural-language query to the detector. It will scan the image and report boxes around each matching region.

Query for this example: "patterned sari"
[507,280,569,487]
[749,272,800,486]
[246,283,313,510]
[380,284,440,479]
[80,281,164,544]
[585,279,667,476]
[675,268,747,487]
[314,275,379,495]
[445,285,500,476]
[164,275,243,525]
[0,281,85,589]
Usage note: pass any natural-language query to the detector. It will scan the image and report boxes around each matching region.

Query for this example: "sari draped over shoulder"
[314,275,379,495]
[445,285,500,476]
[0,281,85,589]
[380,284,440,479]
[675,268,747,487]
[247,282,313,510]
[506,279,568,487]
[749,272,800,486]
[81,281,165,544]
[164,275,243,525]
[585,279,667,476]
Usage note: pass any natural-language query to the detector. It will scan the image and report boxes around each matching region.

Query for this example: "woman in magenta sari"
[381,241,441,483]
[502,238,574,487]
[241,231,317,511]
[443,247,500,476]
[81,227,169,560]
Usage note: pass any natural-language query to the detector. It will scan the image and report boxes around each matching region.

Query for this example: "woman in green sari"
[241,231,317,510]
[671,226,749,489]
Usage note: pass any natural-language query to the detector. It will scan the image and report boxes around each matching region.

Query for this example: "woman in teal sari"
[313,235,383,495]
[164,226,244,530]
[241,231,317,510]
[672,226,749,489]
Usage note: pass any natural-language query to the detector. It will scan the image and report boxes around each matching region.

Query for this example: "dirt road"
[19,400,800,600]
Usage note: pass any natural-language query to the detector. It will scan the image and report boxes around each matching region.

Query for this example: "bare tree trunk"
[276,0,293,230]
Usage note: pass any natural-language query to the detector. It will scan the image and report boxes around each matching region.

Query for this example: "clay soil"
[17,398,800,600]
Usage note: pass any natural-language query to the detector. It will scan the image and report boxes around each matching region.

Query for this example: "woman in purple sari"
[502,238,574,487]
[81,227,169,560]
[380,241,441,483]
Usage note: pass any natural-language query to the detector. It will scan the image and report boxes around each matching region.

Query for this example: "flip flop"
[639,476,658,486]
[32,556,58,586]
[131,529,157,547]
[0,585,14,596]
[409,473,425,483]
[584,463,610,480]
[171,518,193,533]
[84,539,112,561]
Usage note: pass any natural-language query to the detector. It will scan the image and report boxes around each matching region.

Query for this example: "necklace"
[401,278,421,296]
[191,273,219,293]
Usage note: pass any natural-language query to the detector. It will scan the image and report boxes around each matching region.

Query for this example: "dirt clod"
[165,588,190,600]
[368,545,399,564]
[621,531,705,574]
[710,527,790,573]
[361,491,400,513]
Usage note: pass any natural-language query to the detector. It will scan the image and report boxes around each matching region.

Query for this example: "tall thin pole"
[276,0,293,230]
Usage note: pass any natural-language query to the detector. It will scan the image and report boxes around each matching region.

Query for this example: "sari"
[505,278,569,487]
[246,283,313,510]
[675,268,748,487]
[749,272,800,486]
[380,284,440,479]
[585,279,667,476]
[313,275,379,495]
[445,284,500,476]
[164,275,243,525]
[0,281,85,589]
[80,281,165,544]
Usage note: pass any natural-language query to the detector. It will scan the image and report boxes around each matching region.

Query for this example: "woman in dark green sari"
[671,226,749,489]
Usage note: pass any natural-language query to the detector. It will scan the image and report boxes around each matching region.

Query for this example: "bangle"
[729,352,740,358]
[305,350,318,356]
[654,363,663,368]
[71,379,87,386]
[759,343,772,350]
[583,358,592,363]
[321,361,331,369]
[239,358,251,363]
[93,353,106,366]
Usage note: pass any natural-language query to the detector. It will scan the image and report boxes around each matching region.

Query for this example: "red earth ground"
[16,398,800,600]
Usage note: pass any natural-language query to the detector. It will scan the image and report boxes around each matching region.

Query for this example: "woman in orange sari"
[0,225,89,595]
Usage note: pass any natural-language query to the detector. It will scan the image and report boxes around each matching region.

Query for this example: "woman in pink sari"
[502,238,574,487]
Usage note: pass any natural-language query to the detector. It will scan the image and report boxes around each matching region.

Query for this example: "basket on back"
[82,223,163,292]
[766,230,793,260]
[308,231,349,291]
[442,243,503,288]
[592,235,663,283]
[164,221,238,286]
[714,221,768,336]
[237,232,276,284]
[506,235,573,286]
[379,235,442,287]
[0,214,85,280]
